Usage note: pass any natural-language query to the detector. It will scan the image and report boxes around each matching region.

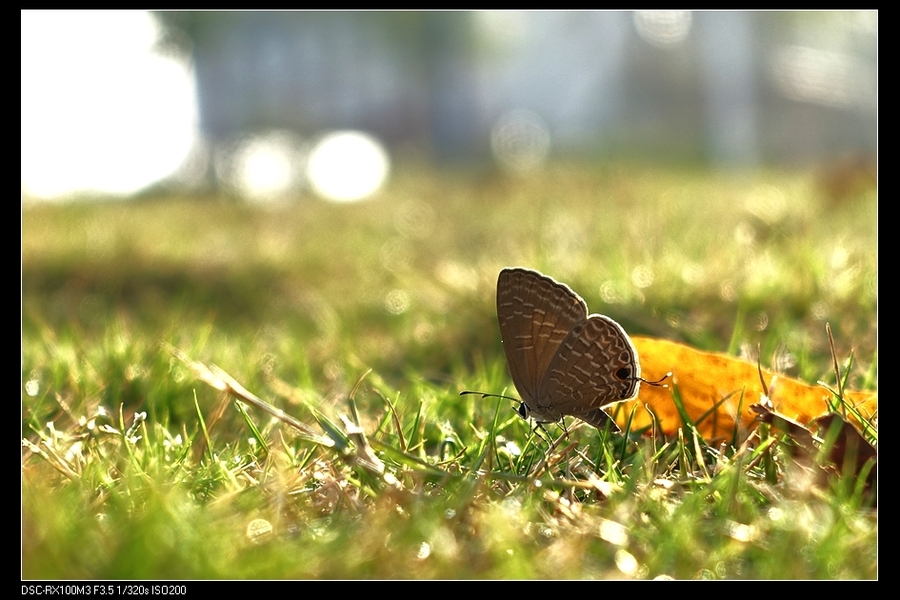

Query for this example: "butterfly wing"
[577,407,621,432]
[497,268,588,406]
[536,314,640,420]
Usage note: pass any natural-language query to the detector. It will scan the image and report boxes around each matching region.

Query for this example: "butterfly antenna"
[638,372,672,388]
[459,390,520,401]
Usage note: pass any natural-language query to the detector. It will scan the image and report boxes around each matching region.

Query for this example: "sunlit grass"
[22,162,876,579]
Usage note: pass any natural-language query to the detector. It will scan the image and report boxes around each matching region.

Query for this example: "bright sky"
[22,11,198,199]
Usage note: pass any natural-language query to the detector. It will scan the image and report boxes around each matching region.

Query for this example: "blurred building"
[156,11,876,170]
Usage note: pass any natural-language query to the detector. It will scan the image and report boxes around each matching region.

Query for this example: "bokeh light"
[633,10,693,49]
[490,109,551,174]
[214,130,308,203]
[770,45,870,110]
[305,131,390,202]
[21,11,198,199]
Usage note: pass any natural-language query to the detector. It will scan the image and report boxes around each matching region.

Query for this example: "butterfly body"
[497,267,640,430]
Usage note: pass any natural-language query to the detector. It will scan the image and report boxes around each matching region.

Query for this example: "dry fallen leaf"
[751,401,876,504]
[810,412,877,491]
[612,337,877,442]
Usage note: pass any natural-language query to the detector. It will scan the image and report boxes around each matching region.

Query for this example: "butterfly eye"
[615,367,632,381]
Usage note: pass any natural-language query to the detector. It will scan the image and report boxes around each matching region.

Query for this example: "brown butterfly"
[486,267,643,431]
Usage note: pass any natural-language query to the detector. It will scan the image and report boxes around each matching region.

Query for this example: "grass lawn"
[22,162,876,579]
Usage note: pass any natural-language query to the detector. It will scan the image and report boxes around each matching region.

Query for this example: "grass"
[22,161,876,579]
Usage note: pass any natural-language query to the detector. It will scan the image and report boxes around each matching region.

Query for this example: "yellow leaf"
[612,337,877,441]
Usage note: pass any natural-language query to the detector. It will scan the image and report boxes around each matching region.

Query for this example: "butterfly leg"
[530,421,553,444]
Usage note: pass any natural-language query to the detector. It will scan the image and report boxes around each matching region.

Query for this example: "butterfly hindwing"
[576,407,621,433]
[537,314,640,416]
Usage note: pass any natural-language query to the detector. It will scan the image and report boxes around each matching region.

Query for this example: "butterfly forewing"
[497,268,588,403]
[538,316,641,415]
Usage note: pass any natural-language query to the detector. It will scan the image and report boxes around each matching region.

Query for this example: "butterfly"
[493,267,641,431]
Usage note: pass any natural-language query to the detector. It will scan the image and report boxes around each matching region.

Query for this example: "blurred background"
[22,10,876,202]
[22,10,878,387]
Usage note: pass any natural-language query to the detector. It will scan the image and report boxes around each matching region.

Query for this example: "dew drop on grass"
[615,549,639,576]
[416,542,431,560]
[246,518,273,544]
